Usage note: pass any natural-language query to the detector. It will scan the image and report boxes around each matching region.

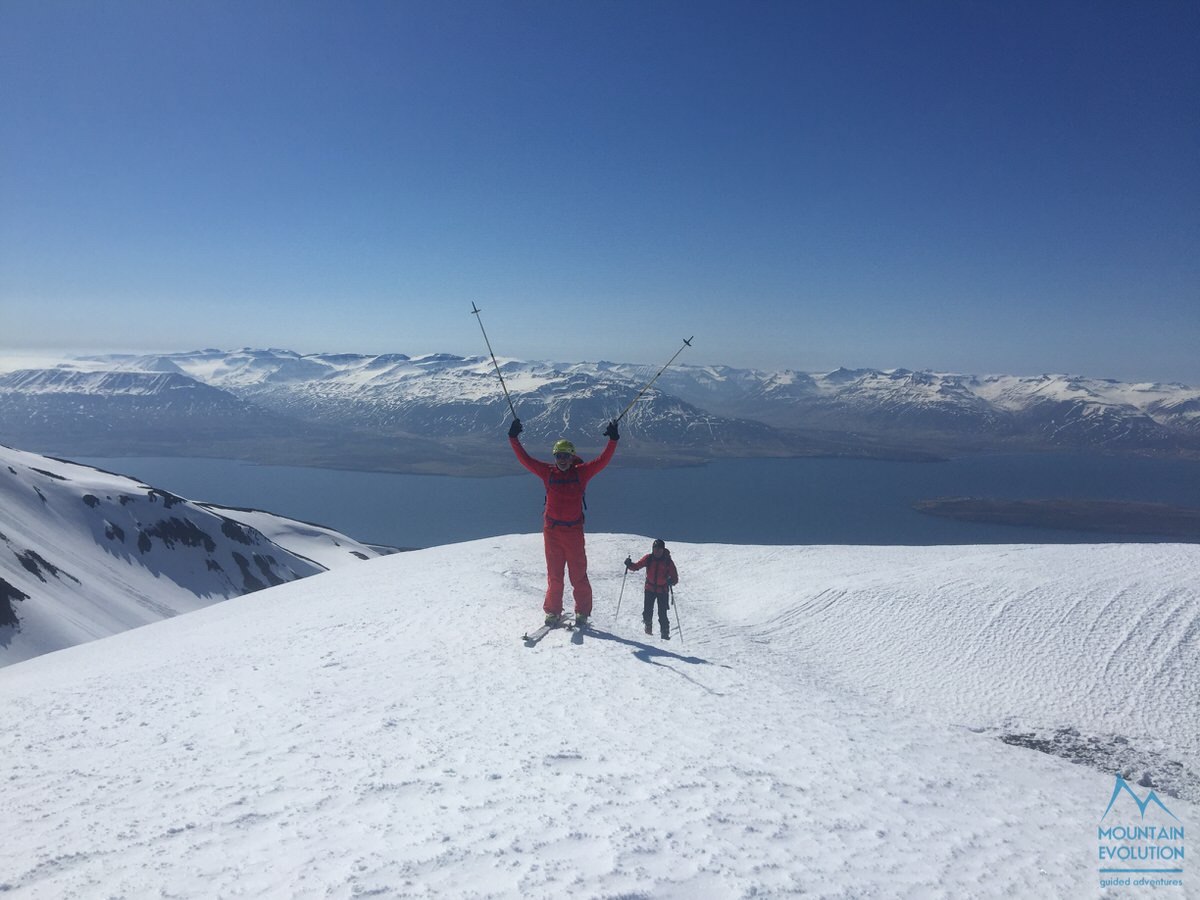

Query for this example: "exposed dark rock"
[14,549,79,584]
[219,518,256,545]
[0,577,28,628]
[1000,726,1198,803]
[253,554,286,587]
[231,552,266,592]
[138,518,217,552]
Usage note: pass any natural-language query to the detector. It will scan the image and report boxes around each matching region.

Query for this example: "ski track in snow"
[2,535,1197,898]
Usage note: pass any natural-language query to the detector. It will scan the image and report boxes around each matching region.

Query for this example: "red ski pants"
[542,523,592,617]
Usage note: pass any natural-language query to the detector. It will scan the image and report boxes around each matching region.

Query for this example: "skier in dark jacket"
[625,538,678,639]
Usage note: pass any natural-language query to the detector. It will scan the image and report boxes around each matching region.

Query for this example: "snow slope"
[0,445,382,666]
[198,503,384,570]
[2,535,1195,898]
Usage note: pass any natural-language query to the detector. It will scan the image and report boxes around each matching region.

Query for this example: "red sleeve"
[629,554,650,572]
[577,438,617,486]
[510,437,550,485]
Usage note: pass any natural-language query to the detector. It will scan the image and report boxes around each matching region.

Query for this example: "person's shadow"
[576,625,731,694]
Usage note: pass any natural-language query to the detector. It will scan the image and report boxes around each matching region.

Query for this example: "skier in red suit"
[509,417,619,628]
[625,538,679,640]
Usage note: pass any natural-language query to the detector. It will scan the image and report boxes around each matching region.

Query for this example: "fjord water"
[77,454,1200,550]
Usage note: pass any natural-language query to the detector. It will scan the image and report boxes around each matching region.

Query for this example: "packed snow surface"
[3,535,1197,898]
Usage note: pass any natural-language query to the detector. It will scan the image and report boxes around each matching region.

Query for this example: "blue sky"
[2,1,1197,381]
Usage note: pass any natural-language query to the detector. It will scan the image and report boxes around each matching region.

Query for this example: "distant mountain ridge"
[617,363,1200,453]
[1,349,1197,473]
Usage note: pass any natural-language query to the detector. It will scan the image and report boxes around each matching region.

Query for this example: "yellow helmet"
[552,439,576,456]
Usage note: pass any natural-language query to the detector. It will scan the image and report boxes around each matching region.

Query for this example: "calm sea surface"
[77,454,1200,549]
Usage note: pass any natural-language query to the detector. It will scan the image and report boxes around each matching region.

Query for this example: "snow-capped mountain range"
[0,444,383,667]
[608,361,1200,451]
[2,348,1198,473]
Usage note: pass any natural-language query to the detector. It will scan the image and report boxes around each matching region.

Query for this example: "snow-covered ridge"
[0,369,202,395]
[648,363,1200,435]
[0,445,382,667]
[2,534,1196,896]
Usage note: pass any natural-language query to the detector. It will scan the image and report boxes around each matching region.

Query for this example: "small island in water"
[914,498,1200,540]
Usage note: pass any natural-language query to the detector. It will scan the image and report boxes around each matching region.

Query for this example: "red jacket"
[628,550,678,590]
[510,437,617,526]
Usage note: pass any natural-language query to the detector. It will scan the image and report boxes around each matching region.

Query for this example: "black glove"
[508,418,522,439]
[668,576,677,586]
[624,556,633,569]
[604,420,619,441]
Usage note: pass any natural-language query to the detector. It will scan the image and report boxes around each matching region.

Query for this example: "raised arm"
[579,437,617,485]
[509,435,547,479]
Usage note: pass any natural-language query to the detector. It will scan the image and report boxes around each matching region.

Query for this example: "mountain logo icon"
[1101,774,1180,822]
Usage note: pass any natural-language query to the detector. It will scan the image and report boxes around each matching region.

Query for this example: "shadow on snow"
[580,625,731,694]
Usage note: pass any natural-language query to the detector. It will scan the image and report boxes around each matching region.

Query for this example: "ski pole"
[614,562,629,619]
[615,336,694,424]
[670,585,684,646]
[470,302,518,420]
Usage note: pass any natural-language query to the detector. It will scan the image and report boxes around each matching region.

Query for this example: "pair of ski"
[522,616,587,645]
